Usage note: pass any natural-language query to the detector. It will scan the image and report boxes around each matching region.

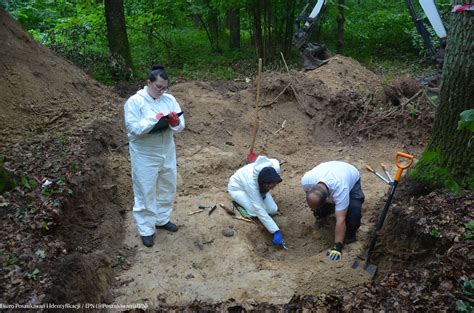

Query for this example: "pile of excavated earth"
[0,8,472,311]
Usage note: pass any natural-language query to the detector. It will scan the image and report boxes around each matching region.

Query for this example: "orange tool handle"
[394,151,414,181]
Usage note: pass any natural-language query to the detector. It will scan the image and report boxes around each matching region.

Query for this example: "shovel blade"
[246,150,258,163]
[351,258,378,279]
[364,264,378,279]
[351,259,361,269]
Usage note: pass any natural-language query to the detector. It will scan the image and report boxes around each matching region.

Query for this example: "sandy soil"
[109,78,422,308]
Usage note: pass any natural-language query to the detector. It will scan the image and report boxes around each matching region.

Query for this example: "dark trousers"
[314,180,364,236]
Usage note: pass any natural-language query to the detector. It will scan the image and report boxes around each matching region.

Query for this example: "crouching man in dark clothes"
[301,161,365,262]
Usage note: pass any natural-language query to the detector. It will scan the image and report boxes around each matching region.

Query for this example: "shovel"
[246,58,263,163]
[352,151,414,279]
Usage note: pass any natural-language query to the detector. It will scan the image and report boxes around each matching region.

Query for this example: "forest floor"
[0,9,472,312]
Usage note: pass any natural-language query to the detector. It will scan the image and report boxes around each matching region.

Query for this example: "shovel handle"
[394,151,414,181]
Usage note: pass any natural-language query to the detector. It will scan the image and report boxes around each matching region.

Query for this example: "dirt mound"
[305,55,384,96]
[0,9,126,306]
[0,9,120,144]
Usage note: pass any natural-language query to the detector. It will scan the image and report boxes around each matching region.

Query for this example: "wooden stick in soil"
[280,52,304,108]
[247,58,263,162]
[232,216,254,223]
[261,82,291,108]
[400,89,423,108]
[423,90,438,108]
[219,203,235,216]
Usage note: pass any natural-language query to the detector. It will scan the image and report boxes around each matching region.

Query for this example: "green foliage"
[407,105,418,117]
[35,249,46,260]
[70,161,81,171]
[465,220,474,230]
[456,300,472,312]
[458,110,474,132]
[7,255,18,266]
[430,227,441,238]
[465,220,474,240]
[0,159,16,194]
[20,176,37,189]
[464,280,474,297]
[3,0,452,82]
[411,108,474,192]
[410,150,467,193]
[28,267,40,280]
[456,280,474,312]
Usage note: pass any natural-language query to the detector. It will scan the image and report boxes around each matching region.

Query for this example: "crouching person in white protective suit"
[124,64,185,248]
[227,156,285,247]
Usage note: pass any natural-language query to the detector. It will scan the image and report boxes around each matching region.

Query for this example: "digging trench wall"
[367,184,452,278]
[43,121,126,305]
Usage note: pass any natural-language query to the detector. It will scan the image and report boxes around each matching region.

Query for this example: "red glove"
[155,113,164,120]
[166,112,180,127]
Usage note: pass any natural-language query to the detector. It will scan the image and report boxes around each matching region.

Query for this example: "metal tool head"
[282,242,289,250]
[351,258,377,279]
[365,264,378,279]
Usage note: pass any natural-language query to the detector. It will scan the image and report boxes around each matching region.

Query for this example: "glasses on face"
[152,84,168,93]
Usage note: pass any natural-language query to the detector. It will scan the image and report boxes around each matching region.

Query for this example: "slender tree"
[412,0,474,190]
[251,0,264,59]
[104,0,133,78]
[207,5,222,52]
[336,0,345,54]
[228,8,241,48]
[282,0,297,56]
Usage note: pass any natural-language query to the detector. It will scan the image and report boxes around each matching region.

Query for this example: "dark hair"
[147,64,169,82]
[308,184,328,204]
[258,167,282,185]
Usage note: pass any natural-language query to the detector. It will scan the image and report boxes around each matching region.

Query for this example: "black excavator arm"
[293,0,447,70]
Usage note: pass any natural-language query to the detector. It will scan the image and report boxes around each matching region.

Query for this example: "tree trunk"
[207,7,221,52]
[336,0,345,54]
[413,2,474,189]
[282,0,296,57]
[228,8,241,49]
[263,0,270,61]
[252,1,263,59]
[104,0,133,78]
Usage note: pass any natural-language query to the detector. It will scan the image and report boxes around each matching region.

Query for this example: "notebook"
[149,112,183,133]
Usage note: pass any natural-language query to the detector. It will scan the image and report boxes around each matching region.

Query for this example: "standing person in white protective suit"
[124,64,185,247]
[227,156,285,247]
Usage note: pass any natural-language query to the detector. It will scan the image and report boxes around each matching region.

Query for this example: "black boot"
[156,221,178,232]
[141,234,155,247]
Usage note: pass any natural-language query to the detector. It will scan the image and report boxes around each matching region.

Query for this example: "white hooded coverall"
[227,156,281,233]
[124,86,185,237]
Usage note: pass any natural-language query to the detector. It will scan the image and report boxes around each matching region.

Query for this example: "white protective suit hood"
[253,155,281,179]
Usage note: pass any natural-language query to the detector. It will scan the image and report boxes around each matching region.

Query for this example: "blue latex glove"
[272,230,283,246]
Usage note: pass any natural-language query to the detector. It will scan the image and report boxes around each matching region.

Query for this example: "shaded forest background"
[1,0,450,83]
